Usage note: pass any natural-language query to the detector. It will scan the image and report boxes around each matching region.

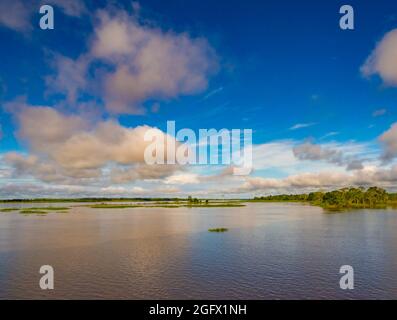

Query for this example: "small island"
[208,228,229,233]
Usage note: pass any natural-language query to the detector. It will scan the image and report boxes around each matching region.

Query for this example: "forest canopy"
[253,187,397,209]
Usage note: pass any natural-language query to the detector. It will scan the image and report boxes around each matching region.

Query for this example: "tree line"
[253,186,397,209]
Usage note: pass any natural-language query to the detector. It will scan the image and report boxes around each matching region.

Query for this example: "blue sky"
[1,0,397,198]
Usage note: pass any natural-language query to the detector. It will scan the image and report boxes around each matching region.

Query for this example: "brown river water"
[0,202,396,299]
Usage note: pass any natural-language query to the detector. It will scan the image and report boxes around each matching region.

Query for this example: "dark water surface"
[0,202,396,299]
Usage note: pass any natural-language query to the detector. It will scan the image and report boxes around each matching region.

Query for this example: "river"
[0,202,396,299]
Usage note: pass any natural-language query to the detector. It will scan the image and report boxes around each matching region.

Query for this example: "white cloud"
[289,122,316,130]
[0,167,11,179]
[379,122,397,162]
[154,186,180,194]
[99,186,149,196]
[252,141,299,171]
[4,152,102,183]
[110,164,179,184]
[4,101,179,184]
[362,29,397,85]
[293,141,364,171]
[201,86,224,100]
[251,140,371,175]
[48,0,87,17]
[46,55,89,103]
[239,165,397,194]
[0,182,95,199]
[0,0,32,32]
[320,131,339,139]
[2,101,390,197]
[94,11,218,113]
[165,173,200,185]
[373,108,387,117]
[293,141,343,162]
[48,9,219,114]
[100,186,128,194]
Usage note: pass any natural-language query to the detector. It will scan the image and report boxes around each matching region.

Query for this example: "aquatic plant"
[208,228,229,233]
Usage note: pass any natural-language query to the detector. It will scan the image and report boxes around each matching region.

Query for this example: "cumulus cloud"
[2,98,388,197]
[45,55,89,103]
[99,185,150,196]
[3,152,102,183]
[0,182,96,199]
[164,173,200,185]
[95,11,218,113]
[0,0,33,32]
[293,142,343,163]
[48,9,218,113]
[346,160,365,171]
[48,0,87,17]
[14,105,161,169]
[379,122,397,162]
[4,5,397,198]
[3,3,218,115]
[361,29,397,85]
[293,141,364,171]
[0,181,185,199]
[14,103,89,152]
[4,101,179,184]
[110,164,179,184]
[0,3,221,197]
[239,165,397,194]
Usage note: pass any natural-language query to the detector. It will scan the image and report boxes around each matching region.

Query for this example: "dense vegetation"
[88,200,245,209]
[0,206,70,215]
[208,228,229,232]
[253,186,396,210]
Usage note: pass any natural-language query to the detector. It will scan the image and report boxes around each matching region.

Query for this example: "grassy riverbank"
[0,206,70,215]
[88,201,245,209]
[0,197,183,203]
[0,200,245,214]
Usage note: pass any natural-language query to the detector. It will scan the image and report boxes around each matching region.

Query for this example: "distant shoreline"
[2,186,397,212]
[0,198,247,203]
